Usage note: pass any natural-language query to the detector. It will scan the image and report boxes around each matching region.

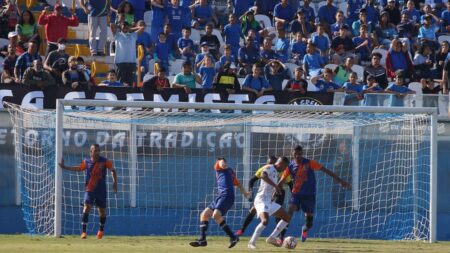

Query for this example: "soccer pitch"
[0,235,449,253]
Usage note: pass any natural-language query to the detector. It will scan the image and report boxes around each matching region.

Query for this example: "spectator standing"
[242,63,271,97]
[386,70,415,107]
[165,0,184,42]
[79,0,109,56]
[38,4,79,55]
[213,63,241,93]
[44,37,69,84]
[14,40,40,82]
[1,44,17,83]
[342,72,364,105]
[284,66,307,94]
[311,67,342,92]
[113,21,144,86]
[16,10,39,46]
[62,56,89,90]
[0,0,19,38]
[198,54,216,89]
[264,59,291,91]
[363,52,389,89]
[22,59,56,89]
[150,0,166,44]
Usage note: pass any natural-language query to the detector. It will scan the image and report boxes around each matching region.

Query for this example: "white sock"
[269,220,288,238]
[249,222,266,245]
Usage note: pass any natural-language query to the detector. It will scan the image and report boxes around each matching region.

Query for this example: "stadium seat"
[0,38,9,49]
[307,79,318,91]
[284,63,298,74]
[408,82,423,107]
[351,64,364,81]
[438,35,450,44]
[167,75,175,85]
[92,61,110,76]
[67,28,77,40]
[170,59,184,76]
[212,29,225,47]
[148,59,156,75]
[372,48,388,66]
[191,29,201,44]
[65,44,77,56]
[255,14,272,28]
[324,64,338,71]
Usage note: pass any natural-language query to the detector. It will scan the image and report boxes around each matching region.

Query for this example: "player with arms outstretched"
[190,157,250,248]
[237,156,293,242]
[59,144,118,239]
[266,145,351,245]
[247,157,292,249]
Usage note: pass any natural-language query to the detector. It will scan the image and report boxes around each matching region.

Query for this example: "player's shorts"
[208,195,234,216]
[254,199,281,216]
[289,194,316,214]
[84,191,107,209]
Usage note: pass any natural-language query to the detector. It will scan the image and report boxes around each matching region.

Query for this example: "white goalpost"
[7,100,437,243]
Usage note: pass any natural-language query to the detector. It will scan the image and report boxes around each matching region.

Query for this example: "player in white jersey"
[248,157,292,249]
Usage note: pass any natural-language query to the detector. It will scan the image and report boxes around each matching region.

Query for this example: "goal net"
[7,101,436,242]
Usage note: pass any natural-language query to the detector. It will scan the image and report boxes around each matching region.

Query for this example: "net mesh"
[7,103,432,240]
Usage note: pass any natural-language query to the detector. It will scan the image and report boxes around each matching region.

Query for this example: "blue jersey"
[363,84,384,106]
[387,83,413,107]
[223,23,242,47]
[80,156,113,194]
[155,41,170,61]
[166,5,183,34]
[199,66,216,89]
[177,38,194,51]
[215,166,239,196]
[283,158,322,195]
[315,80,340,92]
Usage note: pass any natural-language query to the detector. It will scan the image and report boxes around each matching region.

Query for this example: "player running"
[189,157,250,248]
[247,157,292,249]
[236,156,293,242]
[266,145,351,245]
[59,144,118,239]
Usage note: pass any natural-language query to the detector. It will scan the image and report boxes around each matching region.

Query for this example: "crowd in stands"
[0,0,450,106]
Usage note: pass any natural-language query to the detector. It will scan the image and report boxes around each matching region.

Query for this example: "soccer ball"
[282,236,297,249]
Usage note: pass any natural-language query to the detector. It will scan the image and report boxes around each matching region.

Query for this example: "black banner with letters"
[0,84,334,109]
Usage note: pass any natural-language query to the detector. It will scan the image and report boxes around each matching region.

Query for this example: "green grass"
[0,235,449,253]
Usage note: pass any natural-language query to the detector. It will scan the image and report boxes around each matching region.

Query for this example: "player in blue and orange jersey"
[59,144,118,239]
[190,157,250,248]
[266,145,351,246]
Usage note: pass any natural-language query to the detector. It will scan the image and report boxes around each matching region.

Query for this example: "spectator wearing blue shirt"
[352,9,373,36]
[154,32,174,74]
[232,0,255,18]
[150,0,167,44]
[238,40,260,76]
[198,55,216,89]
[275,29,290,63]
[128,0,145,21]
[318,0,338,26]
[353,24,372,62]
[290,32,307,65]
[290,10,313,37]
[342,72,364,105]
[80,0,109,56]
[223,14,242,60]
[311,67,343,92]
[420,4,440,26]
[303,43,325,77]
[404,0,420,24]
[386,70,415,106]
[363,74,385,106]
[99,70,125,87]
[311,24,330,57]
[347,0,365,26]
[442,2,450,33]
[301,0,316,26]
[218,45,236,70]
[163,24,179,58]
[114,22,145,86]
[242,63,272,96]
[364,0,379,25]
[260,37,277,65]
[165,0,184,41]
[191,0,217,29]
[273,0,296,29]
[178,27,195,62]
[418,14,439,52]
[264,59,291,91]
[14,40,40,81]
[331,11,346,38]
